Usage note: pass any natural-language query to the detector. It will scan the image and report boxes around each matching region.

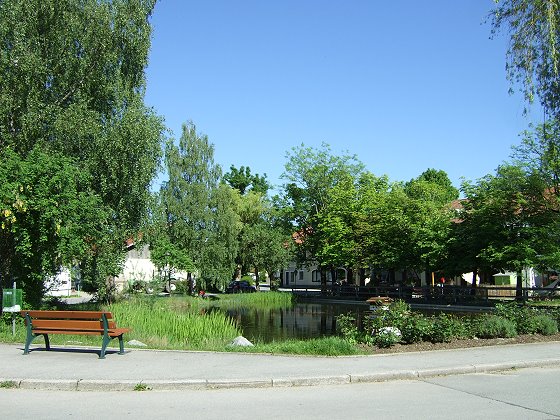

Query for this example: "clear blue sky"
[144,1,541,193]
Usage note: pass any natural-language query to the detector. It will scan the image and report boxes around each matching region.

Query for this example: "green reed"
[216,291,295,309]
[106,298,241,350]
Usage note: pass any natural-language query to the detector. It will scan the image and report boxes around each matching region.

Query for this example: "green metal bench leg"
[23,312,37,355]
[23,333,33,355]
[43,334,50,350]
[117,335,125,354]
[100,334,110,359]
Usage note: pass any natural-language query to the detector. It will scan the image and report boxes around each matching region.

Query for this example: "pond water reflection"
[222,303,370,343]
[218,301,483,343]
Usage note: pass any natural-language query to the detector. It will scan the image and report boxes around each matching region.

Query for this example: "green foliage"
[532,314,559,335]
[335,313,359,344]
[373,327,402,348]
[235,191,291,285]
[0,380,18,389]
[150,236,194,285]
[216,291,295,310]
[400,314,434,344]
[223,165,270,195]
[495,302,559,335]
[280,142,366,270]
[405,168,459,204]
[491,0,560,116]
[0,0,164,304]
[240,275,254,284]
[459,165,558,291]
[159,122,239,291]
[0,148,106,306]
[428,313,467,343]
[240,336,362,356]
[133,382,150,391]
[475,315,518,339]
[107,297,241,349]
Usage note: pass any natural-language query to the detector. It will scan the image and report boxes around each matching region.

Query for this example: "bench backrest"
[20,311,119,331]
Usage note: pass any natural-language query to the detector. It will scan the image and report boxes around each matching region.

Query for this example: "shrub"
[533,314,558,335]
[429,313,467,343]
[475,315,517,338]
[373,326,402,348]
[495,302,540,334]
[400,314,434,344]
[335,313,359,344]
[384,300,412,331]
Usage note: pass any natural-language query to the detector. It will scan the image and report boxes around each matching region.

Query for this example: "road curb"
[3,357,560,391]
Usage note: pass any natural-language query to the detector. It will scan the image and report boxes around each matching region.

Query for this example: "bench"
[20,310,130,359]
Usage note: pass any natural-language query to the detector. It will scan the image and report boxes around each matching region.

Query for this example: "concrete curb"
[3,357,560,391]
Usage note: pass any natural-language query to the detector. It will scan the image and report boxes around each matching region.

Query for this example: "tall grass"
[229,336,365,356]
[0,296,242,351]
[216,291,295,309]
[107,298,241,350]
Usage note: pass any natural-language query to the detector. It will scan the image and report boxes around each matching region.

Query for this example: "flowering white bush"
[378,326,401,337]
[374,326,402,348]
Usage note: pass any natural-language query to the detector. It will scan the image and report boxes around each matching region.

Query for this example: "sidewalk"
[1,341,559,391]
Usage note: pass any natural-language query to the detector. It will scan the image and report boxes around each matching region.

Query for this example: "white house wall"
[44,267,72,297]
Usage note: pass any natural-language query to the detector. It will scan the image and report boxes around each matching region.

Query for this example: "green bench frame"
[20,310,130,359]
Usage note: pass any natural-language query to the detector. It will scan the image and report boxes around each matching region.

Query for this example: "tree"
[491,0,560,116]
[280,143,365,289]
[0,148,106,307]
[198,183,240,290]
[403,170,458,275]
[235,191,291,285]
[461,164,560,297]
[160,122,239,291]
[223,165,270,195]
[514,118,560,196]
[150,236,194,292]
[405,168,459,205]
[0,0,164,303]
[314,173,361,274]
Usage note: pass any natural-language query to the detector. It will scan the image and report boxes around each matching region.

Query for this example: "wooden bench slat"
[30,320,105,330]
[31,328,130,337]
[22,310,114,320]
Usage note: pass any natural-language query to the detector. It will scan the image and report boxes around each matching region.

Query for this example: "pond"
[222,302,370,343]
[219,301,487,343]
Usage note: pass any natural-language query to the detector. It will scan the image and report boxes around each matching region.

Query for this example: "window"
[312,270,320,283]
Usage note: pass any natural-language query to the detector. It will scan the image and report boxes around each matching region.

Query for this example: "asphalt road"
[2,366,559,419]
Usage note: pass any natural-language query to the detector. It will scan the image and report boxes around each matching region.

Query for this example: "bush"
[400,314,434,344]
[383,300,412,331]
[475,315,517,338]
[335,313,359,344]
[533,314,558,335]
[495,302,540,334]
[429,313,467,343]
[373,327,402,348]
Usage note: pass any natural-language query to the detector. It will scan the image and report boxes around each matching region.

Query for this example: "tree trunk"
[187,272,193,295]
[320,267,327,294]
[516,272,524,301]
[347,268,354,284]
[358,268,366,286]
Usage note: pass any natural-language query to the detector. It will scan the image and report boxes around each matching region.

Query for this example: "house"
[114,240,191,293]
[114,242,158,291]
[44,267,72,297]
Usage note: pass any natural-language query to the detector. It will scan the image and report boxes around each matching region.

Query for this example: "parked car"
[225,280,256,294]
